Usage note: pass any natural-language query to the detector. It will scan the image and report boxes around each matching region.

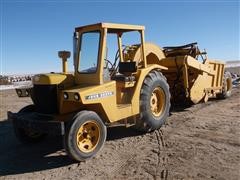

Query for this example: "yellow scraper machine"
[8,23,232,161]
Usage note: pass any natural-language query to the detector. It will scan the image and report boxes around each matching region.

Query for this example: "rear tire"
[134,70,171,132]
[13,105,46,144]
[217,72,232,99]
[64,111,107,162]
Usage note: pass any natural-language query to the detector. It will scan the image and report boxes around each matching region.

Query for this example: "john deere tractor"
[8,23,232,161]
[8,23,171,161]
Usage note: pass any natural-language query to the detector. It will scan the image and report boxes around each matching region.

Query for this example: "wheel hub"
[150,87,166,117]
[76,121,100,153]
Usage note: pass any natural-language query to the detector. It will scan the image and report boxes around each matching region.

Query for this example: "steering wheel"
[105,45,131,78]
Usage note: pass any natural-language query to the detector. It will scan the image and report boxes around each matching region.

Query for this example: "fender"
[131,64,168,115]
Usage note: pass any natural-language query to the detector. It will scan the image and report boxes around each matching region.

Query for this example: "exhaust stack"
[58,51,71,74]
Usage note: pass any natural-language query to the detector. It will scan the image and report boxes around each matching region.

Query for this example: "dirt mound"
[0,88,239,179]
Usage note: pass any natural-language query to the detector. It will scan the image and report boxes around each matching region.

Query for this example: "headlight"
[63,92,68,100]
[74,93,80,101]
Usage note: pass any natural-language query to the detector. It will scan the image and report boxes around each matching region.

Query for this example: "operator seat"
[113,61,137,82]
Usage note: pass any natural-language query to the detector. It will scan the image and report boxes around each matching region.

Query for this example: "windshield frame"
[73,32,79,70]
[77,30,102,74]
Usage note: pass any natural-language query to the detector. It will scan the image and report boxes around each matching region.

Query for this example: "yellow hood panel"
[33,73,68,85]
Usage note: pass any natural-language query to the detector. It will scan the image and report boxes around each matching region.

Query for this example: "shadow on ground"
[0,119,73,176]
[0,120,143,176]
[0,101,195,176]
[107,125,143,141]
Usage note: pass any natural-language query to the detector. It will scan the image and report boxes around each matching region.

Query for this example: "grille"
[32,84,58,114]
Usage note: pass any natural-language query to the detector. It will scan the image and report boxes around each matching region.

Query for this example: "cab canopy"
[75,22,145,33]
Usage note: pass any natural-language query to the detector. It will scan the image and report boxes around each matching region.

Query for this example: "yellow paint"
[28,22,228,125]
[76,120,100,153]
[33,73,69,85]
[158,54,226,103]
[58,51,71,74]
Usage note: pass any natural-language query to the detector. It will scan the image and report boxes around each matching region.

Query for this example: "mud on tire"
[134,70,171,132]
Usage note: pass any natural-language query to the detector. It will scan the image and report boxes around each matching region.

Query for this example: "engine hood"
[33,73,74,85]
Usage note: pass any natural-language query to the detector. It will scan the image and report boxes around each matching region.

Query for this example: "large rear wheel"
[134,70,171,132]
[64,111,107,161]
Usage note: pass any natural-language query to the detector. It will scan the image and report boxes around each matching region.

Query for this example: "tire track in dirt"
[60,133,159,179]
[1,88,239,179]
[106,138,147,179]
[162,88,240,179]
[93,123,172,180]
[153,130,168,180]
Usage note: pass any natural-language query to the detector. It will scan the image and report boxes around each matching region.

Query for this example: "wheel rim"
[76,121,100,153]
[150,87,166,117]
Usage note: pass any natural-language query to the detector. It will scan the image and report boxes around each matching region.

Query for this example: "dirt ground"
[0,87,239,180]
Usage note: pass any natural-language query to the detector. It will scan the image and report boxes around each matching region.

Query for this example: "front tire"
[13,105,46,143]
[64,111,107,162]
[135,70,170,132]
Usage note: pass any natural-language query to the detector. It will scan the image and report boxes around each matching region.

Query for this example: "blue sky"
[1,0,239,75]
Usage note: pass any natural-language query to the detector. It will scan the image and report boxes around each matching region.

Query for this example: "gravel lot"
[0,87,239,180]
